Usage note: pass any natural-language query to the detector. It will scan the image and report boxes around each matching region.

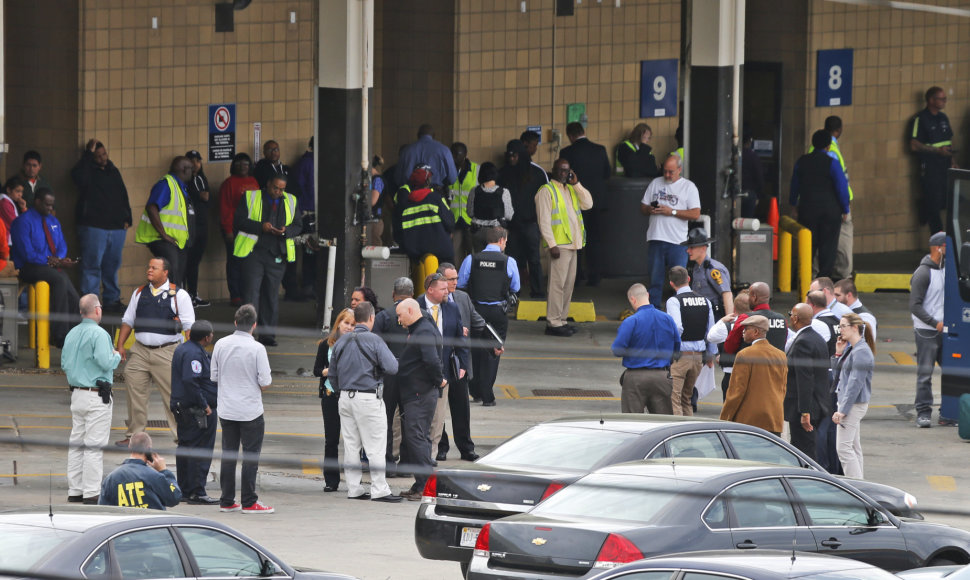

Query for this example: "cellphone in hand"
[650,201,659,208]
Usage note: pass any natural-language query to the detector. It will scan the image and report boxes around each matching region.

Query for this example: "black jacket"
[560,137,611,209]
[499,156,548,224]
[397,315,444,398]
[617,142,660,178]
[71,151,132,230]
[418,295,471,383]
[784,327,832,422]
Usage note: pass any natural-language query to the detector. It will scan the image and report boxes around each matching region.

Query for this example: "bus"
[941,169,970,422]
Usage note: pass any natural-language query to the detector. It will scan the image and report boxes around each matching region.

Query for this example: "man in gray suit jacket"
[435,263,484,461]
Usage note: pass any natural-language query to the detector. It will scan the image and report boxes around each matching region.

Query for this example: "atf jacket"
[910,254,945,332]
[398,315,444,398]
[99,458,181,510]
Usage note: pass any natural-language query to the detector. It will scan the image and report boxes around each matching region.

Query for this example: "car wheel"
[928,557,957,567]
[460,561,469,577]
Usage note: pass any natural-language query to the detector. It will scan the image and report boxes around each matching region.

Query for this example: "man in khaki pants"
[115,257,195,446]
[536,158,593,337]
[665,266,715,415]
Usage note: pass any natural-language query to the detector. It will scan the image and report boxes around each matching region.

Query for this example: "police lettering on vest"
[134,285,182,336]
[676,291,710,342]
[469,252,510,303]
[817,313,841,356]
[761,310,789,352]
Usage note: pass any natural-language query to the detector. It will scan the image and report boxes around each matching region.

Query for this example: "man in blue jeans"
[640,155,701,307]
[71,139,132,312]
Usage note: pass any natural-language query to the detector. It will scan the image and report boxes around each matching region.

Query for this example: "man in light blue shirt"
[62,294,121,504]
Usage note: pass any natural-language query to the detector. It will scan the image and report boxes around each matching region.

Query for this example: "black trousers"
[788,417,817,460]
[241,249,286,340]
[146,240,185,290]
[383,375,402,464]
[401,389,438,493]
[219,415,264,508]
[578,208,603,283]
[437,374,475,456]
[798,210,841,279]
[18,263,79,347]
[509,221,544,297]
[224,238,243,301]
[184,219,208,296]
[470,303,508,404]
[174,405,217,498]
[319,392,341,489]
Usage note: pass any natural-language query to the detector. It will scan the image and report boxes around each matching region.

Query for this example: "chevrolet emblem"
[532,537,547,546]
[477,484,492,492]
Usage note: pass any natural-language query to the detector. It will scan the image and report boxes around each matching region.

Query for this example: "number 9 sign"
[816,49,852,107]
[640,59,678,118]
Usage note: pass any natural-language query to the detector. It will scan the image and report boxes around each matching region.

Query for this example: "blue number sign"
[816,49,853,107]
[640,59,678,118]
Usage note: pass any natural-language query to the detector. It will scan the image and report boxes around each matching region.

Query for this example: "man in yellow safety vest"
[135,156,194,286]
[232,175,301,347]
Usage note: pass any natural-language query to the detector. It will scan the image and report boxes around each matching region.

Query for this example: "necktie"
[432,304,440,325]
[41,216,57,256]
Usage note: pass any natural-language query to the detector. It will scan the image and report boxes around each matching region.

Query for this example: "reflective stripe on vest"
[449,162,478,224]
[135,175,189,248]
[615,140,636,174]
[401,201,442,229]
[541,182,585,247]
[232,190,297,261]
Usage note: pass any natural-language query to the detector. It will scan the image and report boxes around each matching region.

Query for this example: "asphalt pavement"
[0,279,968,579]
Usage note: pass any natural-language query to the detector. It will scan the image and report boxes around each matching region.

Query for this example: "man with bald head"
[723,281,788,357]
[395,298,446,501]
[784,303,831,458]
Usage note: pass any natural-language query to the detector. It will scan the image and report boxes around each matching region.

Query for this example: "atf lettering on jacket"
[115,481,150,508]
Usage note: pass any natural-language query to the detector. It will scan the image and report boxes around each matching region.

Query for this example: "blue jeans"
[647,240,687,307]
[78,226,126,304]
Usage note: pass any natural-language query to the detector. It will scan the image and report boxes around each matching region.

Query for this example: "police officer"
[99,432,182,510]
[170,320,218,504]
[457,226,520,406]
[233,174,301,347]
[135,156,193,287]
[449,142,479,262]
[115,257,196,447]
[665,266,716,415]
[683,228,733,319]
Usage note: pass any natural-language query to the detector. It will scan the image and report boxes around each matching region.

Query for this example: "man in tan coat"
[719,315,788,435]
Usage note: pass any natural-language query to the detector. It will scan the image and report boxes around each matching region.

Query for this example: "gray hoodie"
[910,254,945,332]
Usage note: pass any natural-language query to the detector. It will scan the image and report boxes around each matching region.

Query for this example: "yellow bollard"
[778,230,793,293]
[36,281,50,369]
[28,285,36,349]
[797,228,812,301]
[422,254,439,282]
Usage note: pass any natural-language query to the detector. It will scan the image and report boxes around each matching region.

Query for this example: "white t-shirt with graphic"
[641,176,701,244]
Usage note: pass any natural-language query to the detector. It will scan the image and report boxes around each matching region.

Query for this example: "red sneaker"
[242,501,274,514]
[220,503,241,513]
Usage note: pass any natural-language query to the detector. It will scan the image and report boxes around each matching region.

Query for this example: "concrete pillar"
[686,0,744,266]
[316,0,373,323]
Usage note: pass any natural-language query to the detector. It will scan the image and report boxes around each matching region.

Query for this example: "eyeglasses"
[839,323,852,328]
[442,276,458,282]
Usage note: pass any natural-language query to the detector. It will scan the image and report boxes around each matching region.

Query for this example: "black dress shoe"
[435,451,448,462]
[82,495,99,505]
[482,401,496,407]
[470,397,482,403]
[187,495,220,505]
[544,325,571,337]
[565,325,578,335]
[323,485,338,492]
[258,336,278,347]
[68,495,83,503]
[349,493,372,500]
[372,494,403,503]
[460,452,480,462]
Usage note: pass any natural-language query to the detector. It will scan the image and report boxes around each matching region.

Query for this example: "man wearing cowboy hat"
[684,227,734,319]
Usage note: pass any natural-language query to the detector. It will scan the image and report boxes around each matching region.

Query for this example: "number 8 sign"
[640,59,678,119]
[816,49,853,107]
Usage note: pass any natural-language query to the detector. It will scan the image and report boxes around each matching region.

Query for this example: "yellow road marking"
[301,460,322,475]
[927,475,957,491]
[889,351,916,366]
[499,385,519,399]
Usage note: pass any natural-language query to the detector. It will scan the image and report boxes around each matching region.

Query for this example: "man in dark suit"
[559,122,611,286]
[418,274,471,465]
[784,303,832,459]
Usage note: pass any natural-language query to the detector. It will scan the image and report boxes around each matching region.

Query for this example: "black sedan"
[466,459,969,579]
[415,415,919,573]
[0,506,356,579]
[587,549,901,580]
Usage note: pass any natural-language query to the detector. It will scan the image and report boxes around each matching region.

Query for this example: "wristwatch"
[671,209,678,216]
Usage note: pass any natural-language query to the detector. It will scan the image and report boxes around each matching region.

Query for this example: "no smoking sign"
[208,103,236,162]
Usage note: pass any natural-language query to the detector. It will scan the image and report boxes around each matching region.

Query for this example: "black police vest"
[852,304,872,316]
[761,309,789,352]
[469,252,511,303]
[675,291,709,342]
[817,314,841,356]
[134,285,182,336]
[472,187,504,221]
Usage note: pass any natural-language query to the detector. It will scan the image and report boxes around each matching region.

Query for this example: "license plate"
[460,527,481,547]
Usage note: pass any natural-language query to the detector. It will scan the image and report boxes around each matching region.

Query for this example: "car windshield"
[0,524,80,572]
[530,473,687,523]
[479,426,638,471]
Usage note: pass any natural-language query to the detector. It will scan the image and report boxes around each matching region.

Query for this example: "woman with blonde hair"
[832,312,875,479]
[313,308,356,492]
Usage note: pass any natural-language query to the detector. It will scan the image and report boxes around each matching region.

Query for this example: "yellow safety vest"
[615,140,636,174]
[449,161,478,224]
[401,191,444,230]
[808,139,854,201]
[135,175,189,249]
[541,182,585,247]
[232,190,297,261]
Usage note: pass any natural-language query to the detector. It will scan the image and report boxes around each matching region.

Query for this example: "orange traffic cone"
[767,197,780,260]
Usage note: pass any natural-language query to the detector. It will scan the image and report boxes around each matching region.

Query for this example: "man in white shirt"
[834,278,877,340]
[115,257,194,447]
[809,276,852,318]
[641,155,701,307]
[211,304,274,514]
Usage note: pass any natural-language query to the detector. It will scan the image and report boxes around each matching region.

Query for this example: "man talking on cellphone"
[99,432,182,510]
